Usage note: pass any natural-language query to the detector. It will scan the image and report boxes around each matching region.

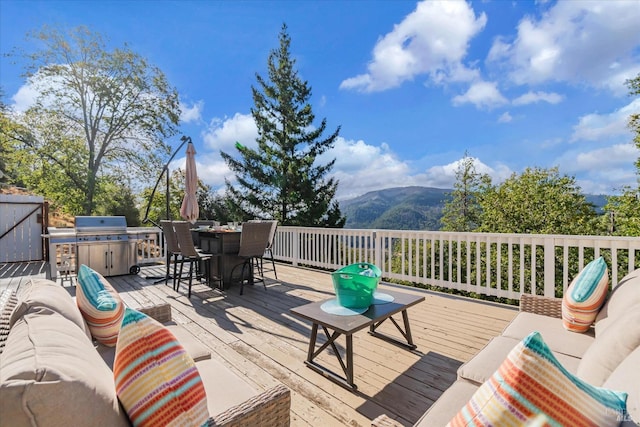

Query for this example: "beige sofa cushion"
[603,346,640,425]
[166,323,212,362]
[196,357,257,417]
[577,308,640,386]
[595,268,640,336]
[457,335,581,386]
[501,311,594,358]
[9,278,90,338]
[0,309,129,427]
[415,380,478,427]
[96,322,212,368]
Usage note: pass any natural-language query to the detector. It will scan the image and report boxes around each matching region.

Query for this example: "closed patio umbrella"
[179,141,199,223]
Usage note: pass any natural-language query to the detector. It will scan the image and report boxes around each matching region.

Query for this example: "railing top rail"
[277,226,640,243]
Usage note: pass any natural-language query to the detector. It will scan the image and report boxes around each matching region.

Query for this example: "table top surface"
[290,289,425,335]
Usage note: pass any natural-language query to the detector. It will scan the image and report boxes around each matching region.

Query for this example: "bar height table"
[290,289,425,390]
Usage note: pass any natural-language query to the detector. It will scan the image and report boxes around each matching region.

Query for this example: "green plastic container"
[331,263,382,309]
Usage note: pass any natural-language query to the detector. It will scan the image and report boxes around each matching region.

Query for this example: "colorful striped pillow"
[113,308,209,427]
[76,264,124,346]
[562,257,609,332]
[447,331,628,427]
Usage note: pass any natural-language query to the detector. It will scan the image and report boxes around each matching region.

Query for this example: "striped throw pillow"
[562,257,609,332]
[76,264,124,346]
[447,331,628,427]
[114,308,209,427]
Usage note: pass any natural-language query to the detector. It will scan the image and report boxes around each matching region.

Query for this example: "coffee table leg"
[369,309,417,350]
[402,309,415,348]
[346,334,354,387]
[307,322,319,362]
[303,325,357,390]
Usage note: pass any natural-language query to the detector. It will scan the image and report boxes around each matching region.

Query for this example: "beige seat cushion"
[595,268,640,336]
[9,278,90,338]
[457,335,581,386]
[165,322,212,362]
[196,357,257,417]
[603,346,640,425]
[96,322,212,369]
[0,309,129,427]
[415,380,478,427]
[577,308,640,386]
[501,311,594,358]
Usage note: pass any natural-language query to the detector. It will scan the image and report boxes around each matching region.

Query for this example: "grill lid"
[74,216,128,233]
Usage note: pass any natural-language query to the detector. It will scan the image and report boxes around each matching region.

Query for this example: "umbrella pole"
[142,136,190,281]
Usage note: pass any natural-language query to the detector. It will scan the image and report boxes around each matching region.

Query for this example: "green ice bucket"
[331,263,382,309]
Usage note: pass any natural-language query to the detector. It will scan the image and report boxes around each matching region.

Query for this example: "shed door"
[0,194,45,262]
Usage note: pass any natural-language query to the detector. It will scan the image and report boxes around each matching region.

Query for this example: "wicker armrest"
[519,294,562,318]
[138,302,172,323]
[371,414,405,427]
[208,383,291,427]
[0,290,19,354]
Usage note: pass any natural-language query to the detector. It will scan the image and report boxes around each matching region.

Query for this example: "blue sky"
[1,0,639,200]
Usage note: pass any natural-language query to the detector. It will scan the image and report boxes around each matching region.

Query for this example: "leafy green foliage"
[5,25,179,215]
[627,73,640,178]
[93,181,141,226]
[603,188,640,236]
[478,167,598,235]
[139,169,184,225]
[220,24,344,227]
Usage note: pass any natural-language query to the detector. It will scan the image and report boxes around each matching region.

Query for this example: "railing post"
[544,237,556,298]
[373,231,380,271]
[293,228,300,267]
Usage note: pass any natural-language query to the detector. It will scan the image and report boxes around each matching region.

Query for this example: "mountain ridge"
[339,186,608,230]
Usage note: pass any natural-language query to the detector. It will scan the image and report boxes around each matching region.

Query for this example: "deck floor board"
[1,261,517,426]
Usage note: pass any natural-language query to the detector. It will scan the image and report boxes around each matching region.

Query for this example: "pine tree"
[440,153,488,231]
[221,24,345,227]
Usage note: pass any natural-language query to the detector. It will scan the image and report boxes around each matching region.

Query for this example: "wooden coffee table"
[290,289,425,390]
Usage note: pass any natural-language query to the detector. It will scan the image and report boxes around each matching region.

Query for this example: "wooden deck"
[1,262,517,426]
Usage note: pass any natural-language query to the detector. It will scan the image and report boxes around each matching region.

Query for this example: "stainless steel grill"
[74,216,133,276]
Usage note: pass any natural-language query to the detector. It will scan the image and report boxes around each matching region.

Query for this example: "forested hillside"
[340,186,608,230]
[341,186,450,230]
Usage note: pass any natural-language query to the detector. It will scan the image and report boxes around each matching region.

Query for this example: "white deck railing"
[273,226,640,300]
[45,225,639,301]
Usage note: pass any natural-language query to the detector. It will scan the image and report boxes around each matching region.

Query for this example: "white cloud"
[202,113,258,151]
[452,81,508,109]
[498,112,513,123]
[180,100,204,124]
[488,1,640,93]
[320,138,416,199]
[419,156,513,189]
[573,144,639,172]
[571,98,639,142]
[512,91,564,106]
[340,0,486,93]
[555,143,640,193]
[11,83,38,113]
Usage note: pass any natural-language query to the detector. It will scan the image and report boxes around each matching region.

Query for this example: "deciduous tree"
[479,167,597,235]
[602,74,640,237]
[4,26,180,215]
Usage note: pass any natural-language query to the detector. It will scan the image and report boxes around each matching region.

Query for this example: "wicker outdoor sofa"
[373,267,640,426]
[0,278,291,427]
